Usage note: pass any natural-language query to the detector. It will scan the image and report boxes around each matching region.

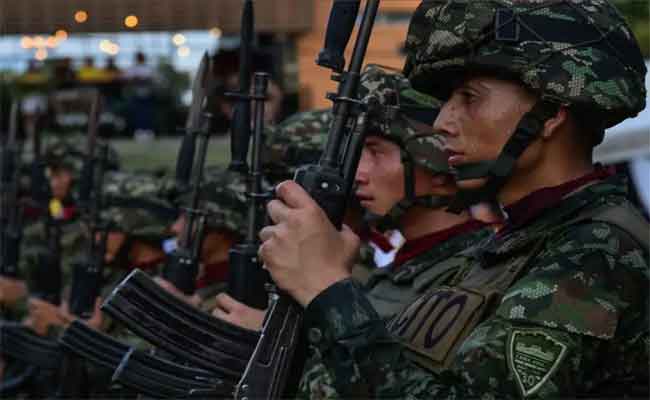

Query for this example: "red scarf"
[392,219,485,267]
[503,166,615,233]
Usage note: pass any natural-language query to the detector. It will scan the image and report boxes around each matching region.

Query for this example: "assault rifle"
[227,0,254,174]
[162,52,212,295]
[57,91,111,398]
[98,74,275,384]
[30,120,62,306]
[0,102,23,279]
[59,321,232,398]
[227,72,271,310]
[97,53,274,398]
[236,1,380,398]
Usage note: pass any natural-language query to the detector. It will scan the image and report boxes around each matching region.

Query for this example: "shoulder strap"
[569,202,649,253]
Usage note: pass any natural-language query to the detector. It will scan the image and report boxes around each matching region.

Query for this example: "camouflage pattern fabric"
[298,175,649,399]
[300,225,490,398]
[102,170,176,241]
[403,0,647,131]
[43,134,121,177]
[262,109,331,183]
[358,64,445,175]
[20,217,86,305]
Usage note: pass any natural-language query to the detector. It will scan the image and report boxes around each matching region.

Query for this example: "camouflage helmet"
[102,171,177,241]
[176,167,254,236]
[357,65,449,228]
[357,64,446,175]
[44,134,120,177]
[402,0,647,213]
[262,109,331,183]
[403,0,647,131]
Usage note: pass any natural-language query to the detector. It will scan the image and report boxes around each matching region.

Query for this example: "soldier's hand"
[0,277,27,306]
[26,298,67,335]
[154,277,201,308]
[259,181,359,307]
[83,297,105,331]
[212,293,265,331]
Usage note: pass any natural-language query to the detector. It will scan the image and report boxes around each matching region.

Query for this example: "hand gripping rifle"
[235,1,380,398]
[227,72,271,310]
[162,52,213,295]
[0,102,23,279]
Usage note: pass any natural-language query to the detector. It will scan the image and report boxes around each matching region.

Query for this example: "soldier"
[155,167,251,310]
[213,67,489,337]
[259,0,649,398]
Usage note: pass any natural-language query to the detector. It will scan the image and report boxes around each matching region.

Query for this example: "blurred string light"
[20,36,33,49]
[177,46,190,57]
[33,36,46,48]
[124,15,139,28]
[74,10,88,23]
[172,33,186,46]
[55,30,68,41]
[46,36,59,48]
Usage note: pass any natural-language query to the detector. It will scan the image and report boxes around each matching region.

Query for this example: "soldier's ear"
[540,107,568,140]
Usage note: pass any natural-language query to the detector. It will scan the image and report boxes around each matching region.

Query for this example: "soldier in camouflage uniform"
[259,1,649,398]
[155,167,252,311]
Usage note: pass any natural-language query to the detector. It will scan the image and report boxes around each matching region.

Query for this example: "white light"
[209,27,222,38]
[172,33,186,46]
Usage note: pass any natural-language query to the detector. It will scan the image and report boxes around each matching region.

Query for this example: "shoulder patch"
[506,329,568,398]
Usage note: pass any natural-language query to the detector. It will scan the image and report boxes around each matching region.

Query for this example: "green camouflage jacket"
[298,175,649,399]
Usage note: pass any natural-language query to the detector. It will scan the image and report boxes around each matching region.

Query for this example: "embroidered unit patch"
[507,329,568,397]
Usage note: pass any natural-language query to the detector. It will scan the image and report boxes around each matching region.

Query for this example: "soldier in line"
[209,66,490,337]
[154,167,253,310]
[258,0,649,398]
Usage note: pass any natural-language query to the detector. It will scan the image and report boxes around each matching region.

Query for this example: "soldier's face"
[433,76,537,191]
[356,136,404,215]
[48,167,73,200]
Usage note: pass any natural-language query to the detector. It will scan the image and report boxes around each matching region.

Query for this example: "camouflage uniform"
[173,167,253,310]
[297,1,649,399]
[299,66,491,397]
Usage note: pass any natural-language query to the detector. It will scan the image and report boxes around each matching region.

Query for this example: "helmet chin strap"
[372,149,451,231]
[446,101,559,215]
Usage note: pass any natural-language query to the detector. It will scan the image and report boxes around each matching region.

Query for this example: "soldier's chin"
[456,177,488,190]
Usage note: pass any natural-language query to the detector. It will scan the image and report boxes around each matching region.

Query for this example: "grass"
[111,135,231,172]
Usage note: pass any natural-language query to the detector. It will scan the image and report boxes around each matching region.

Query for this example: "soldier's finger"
[267,199,291,223]
[212,307,232,323]
[259,225,278,243]
[214,293,237,312]
[276,181,316,209]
